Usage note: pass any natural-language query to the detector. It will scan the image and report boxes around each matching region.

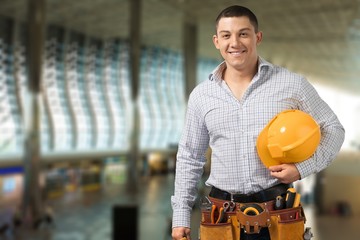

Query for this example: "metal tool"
[200,196,213,211]
[210,205,217,223]
[274,195,285,210]
[223,201,236,212]
[303,227,314,239]
[211,205,226,224]
[217,207,226,223]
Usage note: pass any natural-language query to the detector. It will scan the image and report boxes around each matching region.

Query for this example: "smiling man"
[171,5,344,240]
[212,10,261,100]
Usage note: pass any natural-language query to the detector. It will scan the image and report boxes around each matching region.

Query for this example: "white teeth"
[229,50,245,55]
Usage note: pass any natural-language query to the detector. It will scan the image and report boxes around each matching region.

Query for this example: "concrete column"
[22,0,46,224]
[128,0,142,193]
[183,17,198,99]
[130,0,141,101]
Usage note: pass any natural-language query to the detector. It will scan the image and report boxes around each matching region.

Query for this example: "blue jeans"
[240,227,270,240]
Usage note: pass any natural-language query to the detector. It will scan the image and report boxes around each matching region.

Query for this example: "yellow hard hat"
[256,110,321,167]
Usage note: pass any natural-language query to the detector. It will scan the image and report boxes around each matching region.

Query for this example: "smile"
[228,50,246,55]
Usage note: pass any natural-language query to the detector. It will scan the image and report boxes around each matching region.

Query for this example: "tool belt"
[199,185,307,240]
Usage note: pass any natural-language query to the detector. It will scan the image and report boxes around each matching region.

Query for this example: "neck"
[224,59,258,83]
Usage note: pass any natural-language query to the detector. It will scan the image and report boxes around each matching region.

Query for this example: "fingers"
[269,164,300,184]
[268,164,284,172]
[269,164,286,182]
[270,169,284,181]
[172,227,191,240]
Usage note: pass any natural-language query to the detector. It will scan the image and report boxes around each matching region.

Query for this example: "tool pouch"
[199,222,234,240]
[200,213,239,240]
[268,206,305,240]
[236,203,271,234]
[200,198,239,240]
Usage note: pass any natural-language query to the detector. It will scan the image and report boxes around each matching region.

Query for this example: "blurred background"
[0,0,359,239]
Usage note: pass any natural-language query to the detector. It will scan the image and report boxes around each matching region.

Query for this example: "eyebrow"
[239,28,251,32]
[218,28,252,34]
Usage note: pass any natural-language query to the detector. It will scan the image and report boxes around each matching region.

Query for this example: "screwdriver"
[285,187,302,208]
[285,188,297,208]
[293,192,301,207]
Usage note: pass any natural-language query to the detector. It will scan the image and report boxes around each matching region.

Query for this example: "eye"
[222,34,230,39]
[240,32,248,37]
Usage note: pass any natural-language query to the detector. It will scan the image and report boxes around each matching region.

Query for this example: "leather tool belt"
[199,184,307,240]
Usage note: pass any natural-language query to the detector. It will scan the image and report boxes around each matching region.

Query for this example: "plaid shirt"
[171,57,345,228]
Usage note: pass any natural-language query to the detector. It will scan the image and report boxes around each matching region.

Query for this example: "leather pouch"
[228,214,240,240]
[201,210,211,224]
[199,222,234,240]
[200,210,239,240]
[268,206,305,240]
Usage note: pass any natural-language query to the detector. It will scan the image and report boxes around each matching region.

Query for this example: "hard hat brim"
[256,124,282,168]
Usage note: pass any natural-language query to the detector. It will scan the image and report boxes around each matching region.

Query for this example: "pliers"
[210,205,226,224]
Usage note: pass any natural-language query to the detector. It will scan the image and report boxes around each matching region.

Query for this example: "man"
[171,5,345,240]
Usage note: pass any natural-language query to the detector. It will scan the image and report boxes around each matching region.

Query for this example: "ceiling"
[1,0,360,93]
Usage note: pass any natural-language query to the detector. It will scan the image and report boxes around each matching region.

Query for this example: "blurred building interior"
[0,0,360,239]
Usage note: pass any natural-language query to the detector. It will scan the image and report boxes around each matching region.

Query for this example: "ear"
[256,31,263,45]
[212,34,220,49]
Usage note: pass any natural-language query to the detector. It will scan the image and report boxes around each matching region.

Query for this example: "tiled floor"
[0,173,359,240]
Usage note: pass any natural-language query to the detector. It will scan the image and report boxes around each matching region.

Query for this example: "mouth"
[228,49,246,56]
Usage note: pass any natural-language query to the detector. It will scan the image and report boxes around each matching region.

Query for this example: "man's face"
[213,16,262,71]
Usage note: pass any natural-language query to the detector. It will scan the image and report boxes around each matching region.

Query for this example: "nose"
[230,35,241,47]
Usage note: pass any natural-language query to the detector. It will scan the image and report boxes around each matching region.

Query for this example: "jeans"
[240,227,270,240]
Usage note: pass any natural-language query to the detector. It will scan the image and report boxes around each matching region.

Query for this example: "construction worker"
[171,5,345,240]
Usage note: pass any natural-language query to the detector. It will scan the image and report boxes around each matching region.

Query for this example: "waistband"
[209,183,291,203]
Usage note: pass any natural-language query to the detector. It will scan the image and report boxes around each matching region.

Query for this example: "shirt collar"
[208,56,273,82]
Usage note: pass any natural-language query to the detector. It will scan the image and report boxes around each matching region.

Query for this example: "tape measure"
[240,203,263,216]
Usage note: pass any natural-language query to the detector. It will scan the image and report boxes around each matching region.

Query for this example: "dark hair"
[215,5,259,33]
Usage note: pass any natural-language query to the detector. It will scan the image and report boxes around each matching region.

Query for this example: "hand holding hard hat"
[256,110,321,167]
